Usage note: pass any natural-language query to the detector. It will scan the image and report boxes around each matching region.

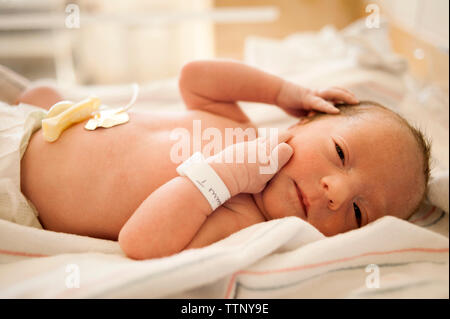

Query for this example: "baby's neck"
[222,193,268,223]
[251,193,271,221]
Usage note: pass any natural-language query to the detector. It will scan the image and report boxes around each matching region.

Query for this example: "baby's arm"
[118,169,238,260]
[118,132,293,260]
[179,60,283,123]
[179,60,359,121]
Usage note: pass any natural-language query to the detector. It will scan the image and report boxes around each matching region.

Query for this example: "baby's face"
[256,112,424,236]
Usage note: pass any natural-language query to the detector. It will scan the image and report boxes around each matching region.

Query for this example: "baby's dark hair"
[308,100,432,217]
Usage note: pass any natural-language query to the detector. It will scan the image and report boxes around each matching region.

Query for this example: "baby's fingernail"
[324,102,339,113]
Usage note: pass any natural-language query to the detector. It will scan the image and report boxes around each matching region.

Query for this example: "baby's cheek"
[308,215,339,236]
[309,210,355,236]
[262,175,297,219]
[284,145,319,176]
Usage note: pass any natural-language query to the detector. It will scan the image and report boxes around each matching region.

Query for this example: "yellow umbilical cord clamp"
[42,96,100,142]
[42,84,138,142]
[84,83,138,131]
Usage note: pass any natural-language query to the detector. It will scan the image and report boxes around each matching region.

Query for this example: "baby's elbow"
[179,60,207,87]
[118,227,150,260]
[180,60,203,75]
[118,226,174,260]
[179,62,195,88]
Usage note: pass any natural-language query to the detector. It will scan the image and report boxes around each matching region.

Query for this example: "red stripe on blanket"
[0,249,48,258]
[224,246,449,298]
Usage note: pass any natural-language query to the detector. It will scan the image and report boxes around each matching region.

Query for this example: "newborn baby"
[18,60,430,260]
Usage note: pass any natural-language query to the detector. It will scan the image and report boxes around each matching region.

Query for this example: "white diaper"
[0,102,47,228]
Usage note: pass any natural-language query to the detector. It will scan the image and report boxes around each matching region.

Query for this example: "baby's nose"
[320,176,352,211]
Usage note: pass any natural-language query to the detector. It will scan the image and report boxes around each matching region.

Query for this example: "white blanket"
[0,19,448,298]
[0,197,447,298]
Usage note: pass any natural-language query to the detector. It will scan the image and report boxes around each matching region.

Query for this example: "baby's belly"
[20,112,179,240]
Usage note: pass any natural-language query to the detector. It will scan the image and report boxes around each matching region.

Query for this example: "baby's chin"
[257,173,303,221]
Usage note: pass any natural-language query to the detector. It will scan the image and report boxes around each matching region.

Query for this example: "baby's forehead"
[336,109,413,141]
[337,112,424,216]
[342,113,418,160]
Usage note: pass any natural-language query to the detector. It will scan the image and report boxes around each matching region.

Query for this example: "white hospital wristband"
[176,152,231,211]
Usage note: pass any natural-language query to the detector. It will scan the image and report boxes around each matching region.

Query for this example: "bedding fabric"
[0,102,45,229]
[0,196,447,298]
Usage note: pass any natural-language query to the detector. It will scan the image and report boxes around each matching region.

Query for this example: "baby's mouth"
[294,181,308,219]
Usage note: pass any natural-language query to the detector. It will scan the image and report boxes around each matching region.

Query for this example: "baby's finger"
[331,86,358,99]
[336,88,359,104]
[269,142,293,172]
[258,130,292,159]
[318,88,358,104]
[306,95,340,114]
[306,110,317,117]
[277,131,293,144]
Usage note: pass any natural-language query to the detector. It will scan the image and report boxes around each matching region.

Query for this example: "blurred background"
[0,0,448,87]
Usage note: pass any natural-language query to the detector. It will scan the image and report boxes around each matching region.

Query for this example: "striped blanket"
[0,196,447,298]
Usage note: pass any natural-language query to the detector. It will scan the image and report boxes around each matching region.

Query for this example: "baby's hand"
[276,81,359,117]
[207,132,293,195]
